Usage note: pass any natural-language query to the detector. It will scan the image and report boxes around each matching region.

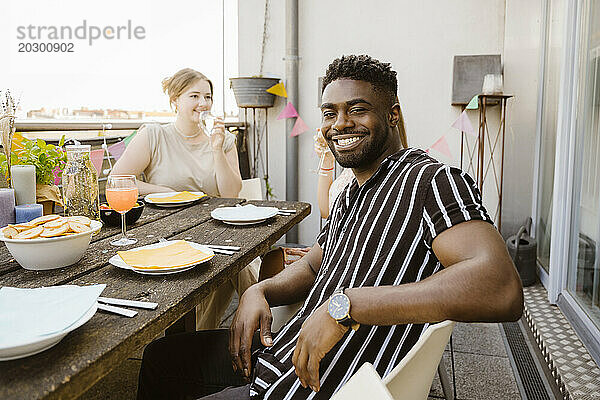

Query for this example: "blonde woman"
[112,68,242,197]
[111,68,252,330]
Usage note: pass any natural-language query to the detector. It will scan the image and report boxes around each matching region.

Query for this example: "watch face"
[328,293,350,320]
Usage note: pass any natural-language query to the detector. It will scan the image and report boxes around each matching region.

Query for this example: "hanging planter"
[230,77,280,108]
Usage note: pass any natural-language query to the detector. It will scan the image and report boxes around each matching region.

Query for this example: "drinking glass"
[106,175,138,246]
[315,129,333,176]
[200,111,217,136]
[482,74,495,95]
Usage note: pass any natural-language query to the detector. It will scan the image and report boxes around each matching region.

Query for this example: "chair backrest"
[238,178,262,200]
[383,320,455,399]
[270,302,303,333]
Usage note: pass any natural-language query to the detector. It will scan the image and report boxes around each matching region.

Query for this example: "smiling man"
[137,55,523,400]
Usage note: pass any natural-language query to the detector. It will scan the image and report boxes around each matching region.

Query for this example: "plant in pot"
[230,76,280,108]
[0,135,67,214]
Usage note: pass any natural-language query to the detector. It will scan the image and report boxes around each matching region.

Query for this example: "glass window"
[567,0,600,328]
[536,0,566,272]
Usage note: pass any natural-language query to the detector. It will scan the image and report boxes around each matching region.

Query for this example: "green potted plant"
[0,135,67,214]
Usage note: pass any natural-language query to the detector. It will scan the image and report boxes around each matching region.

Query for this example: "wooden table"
[0,198,310,400]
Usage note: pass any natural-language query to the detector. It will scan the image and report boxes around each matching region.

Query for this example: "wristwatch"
[327,287,360,331]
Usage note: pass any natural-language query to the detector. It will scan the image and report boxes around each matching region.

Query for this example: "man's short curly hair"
[322,55,398,106]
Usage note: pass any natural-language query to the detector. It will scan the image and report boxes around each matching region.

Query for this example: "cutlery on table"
[203,244,241,251]
[156,238,237,256]
[277,209,296,216]
[206,247,235,256]
[97,303,138,318]
[98,297,158,310]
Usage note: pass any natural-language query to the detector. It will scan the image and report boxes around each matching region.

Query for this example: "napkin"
[212,204,277,220]
[148,191,206,203]
[0,284,105,347]
[117,240,213,270]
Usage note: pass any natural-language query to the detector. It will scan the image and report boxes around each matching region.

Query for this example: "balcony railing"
[9,120,248,190]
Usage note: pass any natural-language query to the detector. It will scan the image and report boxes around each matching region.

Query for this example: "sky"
[0,0,239,117]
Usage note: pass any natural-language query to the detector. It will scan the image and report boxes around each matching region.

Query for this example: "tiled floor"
[80,298,523,400]
[428,322,522,400]
[524,284,600,399]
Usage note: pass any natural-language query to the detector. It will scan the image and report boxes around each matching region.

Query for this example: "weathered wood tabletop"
[0,198,310,400]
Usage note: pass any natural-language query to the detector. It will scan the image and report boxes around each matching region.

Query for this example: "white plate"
[0,303,97,361]
[222,218,269,226]
[108,240,215,275]
[144,191,207,208]
[211,205,278,223]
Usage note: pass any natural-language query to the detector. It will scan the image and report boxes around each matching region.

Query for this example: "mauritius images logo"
[15,20,146,53]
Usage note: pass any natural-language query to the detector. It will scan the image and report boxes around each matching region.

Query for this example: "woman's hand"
[314,132,335,171]
[207,117,226,151]
[283,247,311,265]
[313,132,332,158]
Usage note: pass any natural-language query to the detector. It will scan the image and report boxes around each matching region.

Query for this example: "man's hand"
[292,301,348,392]
[229,285,273,380]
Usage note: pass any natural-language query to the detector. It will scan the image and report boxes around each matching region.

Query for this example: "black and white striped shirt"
[250,148,492,399]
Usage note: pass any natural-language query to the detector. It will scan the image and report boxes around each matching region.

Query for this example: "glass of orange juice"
[106,175,138,246]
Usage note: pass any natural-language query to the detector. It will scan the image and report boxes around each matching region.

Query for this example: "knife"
[98,297,158,310]
[97,303,138,317]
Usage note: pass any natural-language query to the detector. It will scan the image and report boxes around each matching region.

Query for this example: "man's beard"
[330,129,389,169]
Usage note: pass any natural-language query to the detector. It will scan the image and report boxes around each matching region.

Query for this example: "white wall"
[238,0,540,244]
[502,0,543,237]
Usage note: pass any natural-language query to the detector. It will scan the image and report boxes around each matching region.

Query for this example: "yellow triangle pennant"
[266,82,287,98]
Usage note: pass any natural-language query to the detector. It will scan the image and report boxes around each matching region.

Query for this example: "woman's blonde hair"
[161,68,213,109]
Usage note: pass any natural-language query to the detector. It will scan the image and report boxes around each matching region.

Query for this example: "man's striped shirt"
[250,148,492,399]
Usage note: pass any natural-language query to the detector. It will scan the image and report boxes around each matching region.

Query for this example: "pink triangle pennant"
[290,116,309,137]
[430,136,452,158]
[277,102,299,120]
[451,110,476,137]
[90,149,105,175]
[107,141,126,161]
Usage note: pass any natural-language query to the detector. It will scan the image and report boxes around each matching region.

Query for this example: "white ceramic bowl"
[0,220,102,270]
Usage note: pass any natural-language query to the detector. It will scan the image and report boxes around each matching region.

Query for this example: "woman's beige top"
[328,168,355,213]
[141,123,236,196]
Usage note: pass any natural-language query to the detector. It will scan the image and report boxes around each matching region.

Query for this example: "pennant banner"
[290,116,309,137]
[429,135,452,158]
[266,82,287,98]
[277,102,299,120]
[466,95,478,110]
[123,130,137,146]
[90,149,105,175]
[107,141,126,161]
[451,110,476,137]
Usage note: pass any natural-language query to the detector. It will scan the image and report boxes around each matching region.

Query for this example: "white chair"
[270,302,303,333]
[331,320,456,400]
[238,178,262,200]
